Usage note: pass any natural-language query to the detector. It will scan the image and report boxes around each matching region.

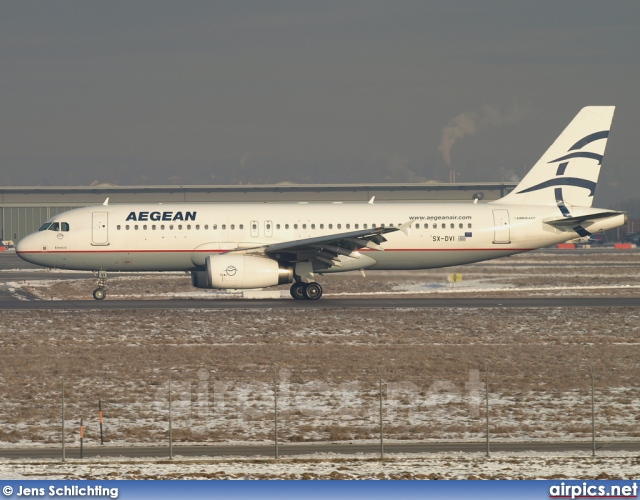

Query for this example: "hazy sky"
[1,1,639,207]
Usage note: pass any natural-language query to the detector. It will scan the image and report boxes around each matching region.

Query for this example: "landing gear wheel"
[303,282,323,300]
[93,270,108,300]
[290,282,307,300]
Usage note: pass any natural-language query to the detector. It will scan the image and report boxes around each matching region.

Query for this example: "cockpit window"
[43,222,69,232]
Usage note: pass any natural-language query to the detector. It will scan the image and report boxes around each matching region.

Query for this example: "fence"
[0,366,627,460]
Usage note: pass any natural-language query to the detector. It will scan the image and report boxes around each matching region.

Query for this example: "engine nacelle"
[191,270,211,289]
[203,254,293,289]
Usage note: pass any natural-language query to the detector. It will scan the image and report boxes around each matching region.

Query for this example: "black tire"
[290,282,307,300]
[93,288,106,300]
[304,282,323,300]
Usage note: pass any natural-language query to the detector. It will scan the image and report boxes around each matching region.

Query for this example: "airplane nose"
[15,237,26,255]
[15,234,38,264]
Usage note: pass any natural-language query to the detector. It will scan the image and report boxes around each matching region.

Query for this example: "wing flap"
[264,226,402,255]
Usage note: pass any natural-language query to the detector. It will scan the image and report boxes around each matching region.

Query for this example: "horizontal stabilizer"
[543,211,624,229]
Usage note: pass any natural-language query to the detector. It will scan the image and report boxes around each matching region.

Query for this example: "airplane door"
[250,220,259,238]
[264,220,273,237]
[92,211,109,245]
[492,209,510,244]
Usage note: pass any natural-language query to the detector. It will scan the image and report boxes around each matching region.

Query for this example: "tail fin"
[497,106,615,208]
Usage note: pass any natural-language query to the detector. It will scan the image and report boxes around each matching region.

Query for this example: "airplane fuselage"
[16,201,624,273]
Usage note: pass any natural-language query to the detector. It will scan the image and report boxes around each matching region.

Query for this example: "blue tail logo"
[515,130,609,215]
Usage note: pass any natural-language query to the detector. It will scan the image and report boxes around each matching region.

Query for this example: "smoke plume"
[438,104,532,167]
[439,113,477,167]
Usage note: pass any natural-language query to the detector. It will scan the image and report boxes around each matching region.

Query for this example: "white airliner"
[17,106,625,300]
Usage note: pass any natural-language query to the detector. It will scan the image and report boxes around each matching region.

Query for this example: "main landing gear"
[93,270,108,300]
[290,281,323,300]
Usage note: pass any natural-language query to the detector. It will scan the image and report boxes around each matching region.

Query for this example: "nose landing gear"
[290,281,323,300]
[93,270,108,300]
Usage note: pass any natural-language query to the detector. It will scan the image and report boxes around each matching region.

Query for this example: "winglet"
[399,221,412,236]
[368,196,375,204]
[103,197,109,206]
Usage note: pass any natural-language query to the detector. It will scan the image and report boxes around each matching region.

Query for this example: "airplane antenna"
[368,196,375,204]
[103,198,109,206]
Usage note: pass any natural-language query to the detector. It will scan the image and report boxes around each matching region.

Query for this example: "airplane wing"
[237,223,411,269]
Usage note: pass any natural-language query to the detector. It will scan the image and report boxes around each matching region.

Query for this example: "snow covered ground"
[1,250,640,478]
[1,451,638,480]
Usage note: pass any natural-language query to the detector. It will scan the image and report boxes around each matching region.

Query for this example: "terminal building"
[1,182,516,242]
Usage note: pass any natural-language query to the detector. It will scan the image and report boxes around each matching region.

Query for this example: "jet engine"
[192,254,293,289]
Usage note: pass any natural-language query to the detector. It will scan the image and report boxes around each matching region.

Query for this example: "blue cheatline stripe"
[556,162,569,176]
[548,151,604,165]
[570,130,609,150]
[516,177,597,196]
[574,225,591,237]
[554,188,571,217]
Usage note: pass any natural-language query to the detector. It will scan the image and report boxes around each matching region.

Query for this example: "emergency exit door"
[492,209,510,244]
[92,211,109,245]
